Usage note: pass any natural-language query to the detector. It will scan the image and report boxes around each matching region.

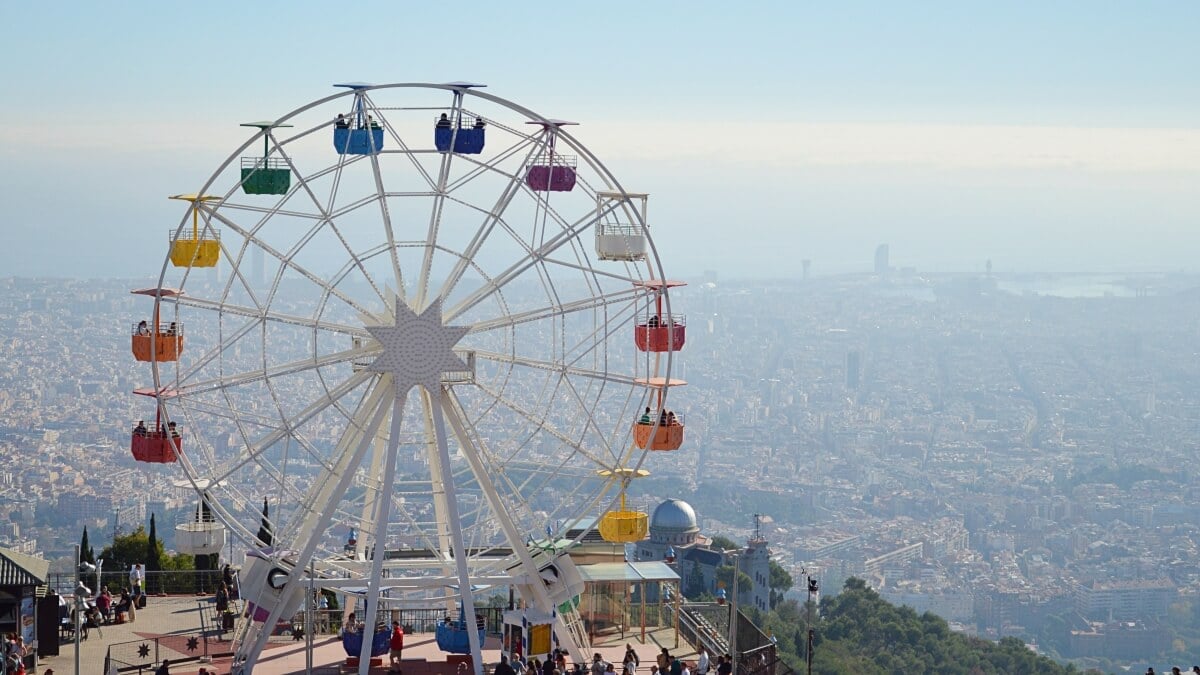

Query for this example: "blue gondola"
[342,625,391,658]
[334,126,384,155]
[436,608,486,654]
[434,122,485,154]
[332,83,385,155]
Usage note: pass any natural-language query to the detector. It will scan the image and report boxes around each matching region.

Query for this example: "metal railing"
[637,313,686,327]
[597,224,646,237]
[528,153,578,167]
[51,570,229,597]
[104,631,210,674]
[668,603,778,675]
[293,606,506,636]
[130,322,184,336]
[240,156,287,170]
[636,412,686,427]
[167,229,220,242]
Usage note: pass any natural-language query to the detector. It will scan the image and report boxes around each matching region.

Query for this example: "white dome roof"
[650,499,698,532]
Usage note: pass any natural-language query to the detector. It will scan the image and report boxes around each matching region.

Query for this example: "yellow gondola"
[168,194,221,267]
[597,469,650,543]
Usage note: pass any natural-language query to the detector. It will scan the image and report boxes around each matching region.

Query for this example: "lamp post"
[74,544,96,675]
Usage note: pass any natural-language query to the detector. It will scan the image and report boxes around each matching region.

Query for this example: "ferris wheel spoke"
[443,135,540,194]
[175,346,364,398]
[273,372,393,539]
[471,379,611,469]
[561,303,640,370]
[472,350,639,388]
[202,205,379,318]
[433,142,547,308]
[466,286,642,335]
[558,371,618,460]
[207,369,377,486]
[266,140,390,310]
[245,375,395,667]
[441,387,601,648]
[444,199,622,322]
[173,395,282,430]
[170,294,364,336]
[418,388,456,564]
[365,93,438,191]
[424,385,485,662]
[359,387,406,668]
[204,201,324,221]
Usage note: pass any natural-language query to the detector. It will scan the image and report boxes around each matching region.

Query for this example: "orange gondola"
[129,287,184,362]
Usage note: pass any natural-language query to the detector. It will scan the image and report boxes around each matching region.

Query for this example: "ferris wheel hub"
[364,298,469,393]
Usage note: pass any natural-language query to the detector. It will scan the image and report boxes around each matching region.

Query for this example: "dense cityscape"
[4,258,1200,670]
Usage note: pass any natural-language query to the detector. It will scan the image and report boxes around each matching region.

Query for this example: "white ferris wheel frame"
[142,83,680,675]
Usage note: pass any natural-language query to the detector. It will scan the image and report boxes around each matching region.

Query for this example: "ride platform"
[40,593,697,675]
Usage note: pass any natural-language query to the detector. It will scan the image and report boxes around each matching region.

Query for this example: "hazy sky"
[1,2,1197,278]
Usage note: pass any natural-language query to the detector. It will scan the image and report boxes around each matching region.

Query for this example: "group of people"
[637,407,679,427]
[495,645,725,675]
[4,634,28,674]
[334,113,382,130]
[91,585,138,627]
[643,315,677,329]
[436,113,486,130]
[135,320,177,336]
[132,421,179,438]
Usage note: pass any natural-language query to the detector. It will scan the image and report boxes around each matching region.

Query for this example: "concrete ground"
[38,597,697,675]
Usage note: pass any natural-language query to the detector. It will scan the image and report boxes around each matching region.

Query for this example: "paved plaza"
[39,597,697,675]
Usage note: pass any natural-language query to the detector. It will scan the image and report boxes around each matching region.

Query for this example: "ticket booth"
[0,546,49,665]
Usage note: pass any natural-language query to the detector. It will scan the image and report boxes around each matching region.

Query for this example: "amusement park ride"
[126,82,687,675]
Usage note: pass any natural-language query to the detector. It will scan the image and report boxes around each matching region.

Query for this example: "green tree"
[709,534,738,550]
[146,513,163,594]
[684,560,708,600]
[79,526,97,590]
[715,564,753,597]
[767,559,793,609]
[99,525,151,573]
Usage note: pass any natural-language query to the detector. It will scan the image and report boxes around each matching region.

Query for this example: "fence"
[668,603,779,675]
[104,631,210,674]
[51,569,228,597]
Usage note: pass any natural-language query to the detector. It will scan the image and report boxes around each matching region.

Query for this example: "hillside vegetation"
[757,578,1090,674]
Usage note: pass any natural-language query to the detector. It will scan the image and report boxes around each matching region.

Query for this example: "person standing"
[717,655,732,675]
[696,649,709,675]
[495,655,517,675]
[624,644,640,671]
[130,564,144,598]
[389,621,405,672]
[656,648,670,673]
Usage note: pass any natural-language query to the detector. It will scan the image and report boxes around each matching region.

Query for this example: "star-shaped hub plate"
[365,298,469,394]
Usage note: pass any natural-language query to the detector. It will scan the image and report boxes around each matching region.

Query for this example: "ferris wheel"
[127,83,688,674]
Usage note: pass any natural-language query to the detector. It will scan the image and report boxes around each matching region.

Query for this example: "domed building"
[634,498,699,562]
[635,499,773,612]
[650,499,699,546]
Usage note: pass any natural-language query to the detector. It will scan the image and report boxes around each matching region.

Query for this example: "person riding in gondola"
[134,420,147,436]
[437,113,452,129]
[335,114,349,129]
[473,116,486,129]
